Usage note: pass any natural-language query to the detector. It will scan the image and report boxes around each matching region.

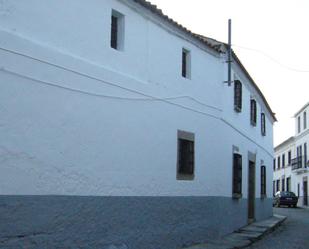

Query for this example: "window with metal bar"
[261,165,266,197]
[261,113,266,136]
[233,153,242,197]
[177,131,194,180]
[250,99,257,126]
[234,80,242,112]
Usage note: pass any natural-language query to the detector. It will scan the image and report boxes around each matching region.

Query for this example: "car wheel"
[293,204,297,208]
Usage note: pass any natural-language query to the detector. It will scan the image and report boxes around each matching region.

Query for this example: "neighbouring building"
[0,0,276,248]
[274,102,309,207]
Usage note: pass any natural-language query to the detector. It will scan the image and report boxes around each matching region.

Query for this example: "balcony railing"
[291,156,303,170]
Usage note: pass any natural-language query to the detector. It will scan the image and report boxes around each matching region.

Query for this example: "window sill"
[232,193,242,199]
[234,106,242,113]
[177,174,194,181]
[261,194,267,199]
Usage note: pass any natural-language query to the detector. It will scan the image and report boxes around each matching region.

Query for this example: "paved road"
[248,207,309,249]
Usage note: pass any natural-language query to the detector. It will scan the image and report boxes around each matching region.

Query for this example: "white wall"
[0,0,274,198]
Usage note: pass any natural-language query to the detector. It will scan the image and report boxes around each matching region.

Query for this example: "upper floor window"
[304,112,307,130]
[250,99,257,126]
[298,116,301,133]
[233,153,242,198]
[288,150,292,165]
[111,10,125,50]
[277,156,280,169]
[261,113,266,136]
[177,130,194,180]
[261,165,266,197]
[234,80,242,112]
[273,158,276,171]
[182,48,191,79]
[282,154,285,168]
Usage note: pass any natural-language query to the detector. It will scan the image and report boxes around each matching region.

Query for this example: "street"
[248,207,309,249]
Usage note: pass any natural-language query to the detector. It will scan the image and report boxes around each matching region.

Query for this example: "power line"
[233,44,309,73]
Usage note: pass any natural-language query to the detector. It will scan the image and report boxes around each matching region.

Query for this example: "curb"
[183,214,287,249]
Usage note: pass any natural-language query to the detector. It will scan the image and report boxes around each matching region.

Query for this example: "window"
[234,80,242,112]
[177,130,194,180]
[232,153,242,197]
[261,166,266,197]
[282,154,285,168]
[288,151,292,165]
[277,156,280,169]
[273,181,276,196]
[273,158,276,171]
[250,99,257,126]
[276,180,280,192]
[298,116,301,133]
[282,178,285,191]
[261,113,266,136]
[305,143,307,168]
[287,177,291,192]
[182,48,191,79]
[110,10,124,50]
[297,145,303,168]
[304,112,307,130]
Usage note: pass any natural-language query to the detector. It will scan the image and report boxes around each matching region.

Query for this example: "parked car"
[273,191,298,208]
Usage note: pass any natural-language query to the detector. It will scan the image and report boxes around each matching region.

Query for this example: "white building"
[274,103,309,207]
[0,0,276,248]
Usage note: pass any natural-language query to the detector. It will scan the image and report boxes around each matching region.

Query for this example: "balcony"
[291,156,308,173]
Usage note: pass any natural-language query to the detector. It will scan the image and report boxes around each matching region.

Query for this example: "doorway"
[248,160,255,223]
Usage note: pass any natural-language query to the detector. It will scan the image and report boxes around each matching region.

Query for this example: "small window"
[261,165,266,197]
[282,154,285,168]
[182,48,191,79]
[234,80,242,112]
[298,116,301,133]
[277,156,280,169]
[261,113,266,136]
[232,153,242,197]
[276,180,280,192]
[111,10,124,50]
[288,151,292,165]
[273,158,276,171]
[287,177,291,192]
[304,112,307,130]
[177,130,194,180]
[250,99,257,126]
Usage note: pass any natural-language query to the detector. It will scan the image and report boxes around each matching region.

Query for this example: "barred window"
[233,153,242,197]
[177,131,194,180]
[250,99,257,126]
[261,166,266,197]
[234,80,242,112]
[261,113,266,136]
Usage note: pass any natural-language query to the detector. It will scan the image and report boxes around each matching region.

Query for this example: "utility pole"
[227,19,232,86]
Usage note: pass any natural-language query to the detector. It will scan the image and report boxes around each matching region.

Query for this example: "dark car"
[273,191,298,208]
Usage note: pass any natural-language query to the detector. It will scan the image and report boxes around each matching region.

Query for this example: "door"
[304,180,308,206]
[248,160,255,223]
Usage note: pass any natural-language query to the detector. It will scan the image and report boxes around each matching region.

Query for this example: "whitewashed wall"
[0,0,274,198]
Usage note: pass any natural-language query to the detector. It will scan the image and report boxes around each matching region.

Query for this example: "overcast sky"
[149,0,309,146]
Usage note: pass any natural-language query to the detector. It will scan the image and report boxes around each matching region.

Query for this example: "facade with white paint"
[274,102,309,207]
[0,1,276,248]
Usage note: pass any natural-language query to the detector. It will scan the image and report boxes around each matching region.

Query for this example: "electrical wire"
[233,44,309,73]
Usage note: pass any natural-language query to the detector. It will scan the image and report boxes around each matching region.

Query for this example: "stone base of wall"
[0,196,272,249]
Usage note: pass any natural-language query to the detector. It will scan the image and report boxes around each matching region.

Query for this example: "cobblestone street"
[248,207,309,249]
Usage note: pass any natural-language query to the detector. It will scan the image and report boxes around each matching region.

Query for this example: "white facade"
[274,102,309,207]
[0,2,275,245]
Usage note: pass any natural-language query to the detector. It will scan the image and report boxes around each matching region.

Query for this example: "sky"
[149,0,309,146]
